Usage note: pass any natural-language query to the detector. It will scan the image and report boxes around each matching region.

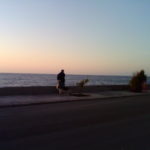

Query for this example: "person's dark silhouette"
[57,69,65,89]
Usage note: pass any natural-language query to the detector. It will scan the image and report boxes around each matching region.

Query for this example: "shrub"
[76,79,89,87]
[130,70,147,92]
[76,79,89,94]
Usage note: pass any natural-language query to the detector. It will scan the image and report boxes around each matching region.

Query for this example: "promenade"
[0,90,149,107]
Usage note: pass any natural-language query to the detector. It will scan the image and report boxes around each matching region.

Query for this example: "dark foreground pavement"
[0,94,150,150]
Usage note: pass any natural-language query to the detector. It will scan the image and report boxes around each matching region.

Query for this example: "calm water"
[0,73,149,88]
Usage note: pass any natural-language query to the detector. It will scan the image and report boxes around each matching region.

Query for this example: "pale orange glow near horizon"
[1,40,149,75]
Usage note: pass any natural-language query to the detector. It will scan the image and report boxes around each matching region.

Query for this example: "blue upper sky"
[0,0,150,75]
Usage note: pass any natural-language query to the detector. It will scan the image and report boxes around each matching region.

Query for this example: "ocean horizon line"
[0,72,132,77]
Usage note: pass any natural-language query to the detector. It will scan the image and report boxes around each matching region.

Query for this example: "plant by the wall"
[130,70,147,92]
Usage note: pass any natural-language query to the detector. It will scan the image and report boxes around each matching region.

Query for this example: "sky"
[0,0,150,75]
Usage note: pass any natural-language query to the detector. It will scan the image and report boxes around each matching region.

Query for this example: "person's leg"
[59,89,62,94]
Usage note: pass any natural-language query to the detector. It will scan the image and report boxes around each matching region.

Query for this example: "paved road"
[0,94,150,150]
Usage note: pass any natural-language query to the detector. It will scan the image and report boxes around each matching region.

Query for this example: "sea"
[0,73,149,88]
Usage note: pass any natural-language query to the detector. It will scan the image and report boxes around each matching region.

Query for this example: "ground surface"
[0,94,150,150]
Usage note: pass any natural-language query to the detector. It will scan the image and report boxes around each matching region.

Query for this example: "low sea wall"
[0,85,134,96]
[0,85,150,96]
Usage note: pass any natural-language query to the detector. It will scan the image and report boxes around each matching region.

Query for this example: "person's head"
[61,69,64,73]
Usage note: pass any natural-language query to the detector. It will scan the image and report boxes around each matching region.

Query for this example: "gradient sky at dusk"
[0,0,150,75]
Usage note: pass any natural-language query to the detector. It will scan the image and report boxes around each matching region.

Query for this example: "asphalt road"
[0,94,150,150]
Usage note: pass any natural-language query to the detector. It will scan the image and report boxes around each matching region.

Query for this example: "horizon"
[1,0,150,76]
[0,72,150,77]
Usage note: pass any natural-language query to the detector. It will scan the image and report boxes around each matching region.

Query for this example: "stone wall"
[0,85,133,96]
[0,85,149,96]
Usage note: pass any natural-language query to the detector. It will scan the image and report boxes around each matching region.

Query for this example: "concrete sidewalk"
[0,91,149,107]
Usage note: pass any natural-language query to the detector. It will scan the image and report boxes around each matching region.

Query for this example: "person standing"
[57,69,65,90]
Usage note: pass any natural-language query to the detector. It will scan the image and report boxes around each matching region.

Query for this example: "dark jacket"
[57,72,65,83]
